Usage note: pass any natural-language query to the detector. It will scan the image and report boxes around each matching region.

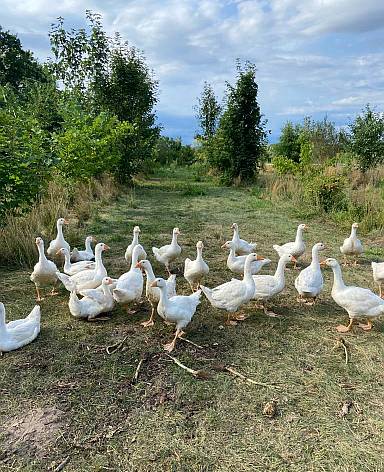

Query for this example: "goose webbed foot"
[336,319,354,333]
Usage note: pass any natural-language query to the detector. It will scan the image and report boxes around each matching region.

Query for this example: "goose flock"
[1,219,384,353]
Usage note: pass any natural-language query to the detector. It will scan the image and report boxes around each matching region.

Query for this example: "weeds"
[0,174,120,267]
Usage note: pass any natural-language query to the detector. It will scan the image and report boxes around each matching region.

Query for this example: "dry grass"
[0,167,384,471]
[0,174,120,268]
[260,165,384,232]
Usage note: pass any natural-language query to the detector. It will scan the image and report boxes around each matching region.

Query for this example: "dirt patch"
[2,406,63,460]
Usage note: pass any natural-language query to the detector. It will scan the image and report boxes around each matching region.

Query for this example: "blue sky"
[2,0,384,143]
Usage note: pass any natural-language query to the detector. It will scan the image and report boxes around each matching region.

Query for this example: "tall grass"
[0,174,120,268]
[259,165,384,232]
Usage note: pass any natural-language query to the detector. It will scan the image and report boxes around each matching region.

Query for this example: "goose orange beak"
[291,256,297,263]
[104,244,110,251]
[319,260,327,267]
[55,250,62,255]
[64,219,69,224]
[150,280,158,288]
[256,255,265,260]
[135,262,142,269]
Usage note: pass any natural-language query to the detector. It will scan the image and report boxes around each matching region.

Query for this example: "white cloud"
[1,0,384,141]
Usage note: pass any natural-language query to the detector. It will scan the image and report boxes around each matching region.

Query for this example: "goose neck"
[311,247,320,267]
[63,251,71,270]
[38,244,47,263]
[158,285,169,308]
[85,238,93,253]
[196,247,203,261]
[171,233,178,246]
[275,258,287,280]
[0,305,5,328]
[145,264,156,282]
[331,264,346,290]
[132,232,139,245]
[56,221,64,239]
[295,227,304,243]
[130,248,141,269]
[350,226,357,238]
[243,257,254,281]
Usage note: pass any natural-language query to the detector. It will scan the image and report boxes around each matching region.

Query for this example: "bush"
[0,88,51,217]
[271,155,299,175]
[303,171,347,212]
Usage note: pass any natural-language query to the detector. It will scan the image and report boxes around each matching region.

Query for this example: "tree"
[0,26,45,90]
[195,82,221,140]
[210,62,268,183]
[349,105,384,172]
[49,11,159,181]
[274,121,301,163]
[302,116,344,163]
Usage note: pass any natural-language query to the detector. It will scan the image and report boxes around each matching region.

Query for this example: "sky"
[2,0,384,143]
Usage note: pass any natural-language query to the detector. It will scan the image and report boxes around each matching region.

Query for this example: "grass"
[1,166,384,471]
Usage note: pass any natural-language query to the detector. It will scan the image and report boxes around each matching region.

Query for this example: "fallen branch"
[52,456,70,472]
[165,355,211,379]
[179,336,203,349]
[334,337,349,365]
[106,336,128,355]
[132,359,144,383]
[224,366,280,389]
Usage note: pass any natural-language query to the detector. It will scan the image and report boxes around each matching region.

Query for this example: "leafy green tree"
[0,86,50,216]
[0,27,45,90]
[49,12,159,180]
[349,105,384,172]
[210,62,268,183]
[195,82,221,140]
[49,11,109,96]
[274,121,301,163]
[152,136,195,166]
[302,116,344,163]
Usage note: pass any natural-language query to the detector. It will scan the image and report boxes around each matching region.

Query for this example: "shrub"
[0,90,51,217]
[271,155,299,175]
[303,171,347,212]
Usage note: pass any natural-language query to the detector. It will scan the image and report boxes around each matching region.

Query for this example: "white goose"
[59,243,109,292]
[30,237,58,301]
[0,303,40,352]
[71,236,96,262]
[113,244,144,305]
[340,223,363,265]
[184,241,209,291]
[372,262,384,298]
[137,259,176,327]
[67,277,115,320]
[47,218,70,258]
[56,247,95,275]
[322,258,384,332]
[151,277,201,352]
[221,240,270,275]
[295,242,325,304]
[230,223,256,255]
[252,253,295,316]
[125,226,147,265]
[273,224,307,269]
[152,228,182,275]
[201,253,260,325]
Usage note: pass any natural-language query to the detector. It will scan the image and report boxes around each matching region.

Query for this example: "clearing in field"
[1,167,383,471]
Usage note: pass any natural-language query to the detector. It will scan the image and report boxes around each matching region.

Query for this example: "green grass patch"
[0,168,383,471]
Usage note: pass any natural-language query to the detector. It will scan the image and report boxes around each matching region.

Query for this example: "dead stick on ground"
[165,354,211,379]
[335,337,349,365]
[53,456,70,472]
[225,366,280,389]
[132,359,144,383]
[106,335,128,355]
[179,336,203,349]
